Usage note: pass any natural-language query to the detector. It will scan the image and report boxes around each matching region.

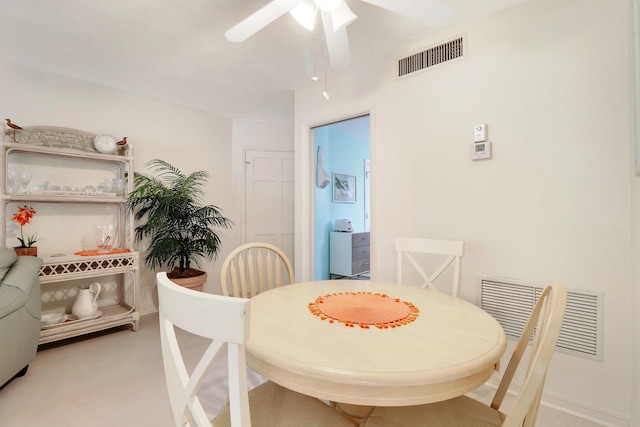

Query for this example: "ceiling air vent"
[398,36,465,78]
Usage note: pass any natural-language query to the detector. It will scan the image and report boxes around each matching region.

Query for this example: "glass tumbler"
[94,224,116,252]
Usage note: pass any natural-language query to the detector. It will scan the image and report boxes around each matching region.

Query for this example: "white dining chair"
[361,281,568,427]
[220,242,294,298]
[157,272,353,427]
[395,237,465,297]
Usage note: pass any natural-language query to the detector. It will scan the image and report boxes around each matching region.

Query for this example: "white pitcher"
[72,282,101,319]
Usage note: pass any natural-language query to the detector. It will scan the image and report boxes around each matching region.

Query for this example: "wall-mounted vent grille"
[477,276,603,361]
[398,36,464,78]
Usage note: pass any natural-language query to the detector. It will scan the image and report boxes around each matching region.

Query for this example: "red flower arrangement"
[11,205,38,248]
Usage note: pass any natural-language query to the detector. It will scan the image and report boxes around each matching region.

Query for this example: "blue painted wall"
[314,116,370,280]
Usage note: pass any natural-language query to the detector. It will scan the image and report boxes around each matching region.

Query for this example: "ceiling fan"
[225,0,455,70]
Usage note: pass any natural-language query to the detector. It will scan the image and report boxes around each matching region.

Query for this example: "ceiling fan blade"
[321,11,351,69]
[360,0,454,27]
[331,2,357,32]
[225,0,301,42]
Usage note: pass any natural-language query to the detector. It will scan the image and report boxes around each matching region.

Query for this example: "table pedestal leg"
[331,402,375,425]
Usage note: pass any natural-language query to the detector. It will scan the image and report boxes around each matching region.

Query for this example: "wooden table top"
[246,280,506,406]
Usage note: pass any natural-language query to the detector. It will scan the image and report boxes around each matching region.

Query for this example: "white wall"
[631,149,639,427]
[0,60,235,313]
[630,0,640,424]
[295,0,633,424]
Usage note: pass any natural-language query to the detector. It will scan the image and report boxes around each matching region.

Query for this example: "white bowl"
[41,312,65,326]
[93,134,117,154]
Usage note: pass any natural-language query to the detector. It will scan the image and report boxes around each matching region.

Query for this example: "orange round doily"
[308,292,419,329]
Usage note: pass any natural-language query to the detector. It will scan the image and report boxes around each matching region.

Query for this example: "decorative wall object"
[333,172,356,203]
[317,147,330,188]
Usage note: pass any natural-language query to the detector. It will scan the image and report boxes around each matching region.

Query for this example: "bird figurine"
[116,137,128,156]
[5,118,22,142]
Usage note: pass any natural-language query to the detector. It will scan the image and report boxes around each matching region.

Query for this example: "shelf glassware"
[7,170,31,194]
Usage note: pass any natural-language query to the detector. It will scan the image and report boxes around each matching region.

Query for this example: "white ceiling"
[0,0,529,122]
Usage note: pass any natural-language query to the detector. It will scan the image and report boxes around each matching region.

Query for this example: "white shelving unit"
[1,125,139,344]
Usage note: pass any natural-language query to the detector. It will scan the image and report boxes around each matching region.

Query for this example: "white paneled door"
[244,150,295,264]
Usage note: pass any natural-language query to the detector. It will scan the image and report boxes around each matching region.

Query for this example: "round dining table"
[246,280,506,408]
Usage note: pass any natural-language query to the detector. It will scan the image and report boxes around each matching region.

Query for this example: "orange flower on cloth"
[308,292,419,329]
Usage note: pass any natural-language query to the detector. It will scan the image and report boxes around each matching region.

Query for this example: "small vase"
[14,246,37,257]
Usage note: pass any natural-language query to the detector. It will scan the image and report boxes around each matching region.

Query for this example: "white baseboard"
[138,305,159,316]
[468,381,630,427]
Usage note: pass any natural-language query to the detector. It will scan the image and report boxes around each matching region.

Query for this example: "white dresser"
[329,231,370,278]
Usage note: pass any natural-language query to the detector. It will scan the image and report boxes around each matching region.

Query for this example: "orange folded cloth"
[74,248,131,256]
[308,292,419,329]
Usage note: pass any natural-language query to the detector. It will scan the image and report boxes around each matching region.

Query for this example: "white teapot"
[71,282,102,319]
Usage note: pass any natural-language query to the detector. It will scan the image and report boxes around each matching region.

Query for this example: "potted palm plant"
[127,159,233,291]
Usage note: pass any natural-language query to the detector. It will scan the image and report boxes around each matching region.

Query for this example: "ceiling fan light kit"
[226,0,455,69]
[290,0,317,31]
[291,0,356,32]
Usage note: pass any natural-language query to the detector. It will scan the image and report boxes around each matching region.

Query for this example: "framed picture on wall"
[333,172,356,203]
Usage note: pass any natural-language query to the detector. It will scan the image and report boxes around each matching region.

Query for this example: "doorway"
[312,115,371,280]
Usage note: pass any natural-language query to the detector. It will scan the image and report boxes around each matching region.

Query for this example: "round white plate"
[94,134,117,154]
[41,312,65,326]
[41,311,103,329]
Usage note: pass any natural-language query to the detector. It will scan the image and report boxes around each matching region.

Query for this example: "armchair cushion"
[0,249,17,283]
[0,250,42,388]
[0,283,26,319]
[0,253,40,319]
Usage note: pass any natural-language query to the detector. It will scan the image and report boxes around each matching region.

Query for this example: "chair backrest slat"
[492,281,567,427]
[255,250,265,293]
[221,243,294,298]
[395,237,464,297]
[157,272,252,426]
